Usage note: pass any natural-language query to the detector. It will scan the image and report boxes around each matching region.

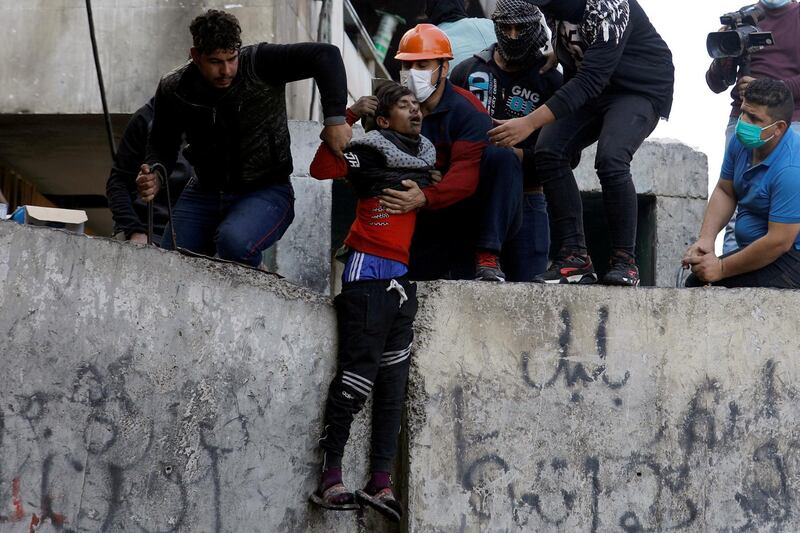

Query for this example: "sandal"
[309,483,359,511]
[355,487,403,522]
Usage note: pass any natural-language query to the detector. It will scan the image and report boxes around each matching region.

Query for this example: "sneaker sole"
[603,278,640,287]
[308,492,360,511]
[536,273,597,285]
[355,490,402,523]
[543,273,597,285]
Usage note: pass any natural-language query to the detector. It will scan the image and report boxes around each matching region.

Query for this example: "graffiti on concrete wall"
[0,353,252,533]
[450,307,800,532]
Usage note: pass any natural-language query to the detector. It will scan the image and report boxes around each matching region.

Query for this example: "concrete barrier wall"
[0,222,389,532]
[407,282,800,532]
[5,222,800,532]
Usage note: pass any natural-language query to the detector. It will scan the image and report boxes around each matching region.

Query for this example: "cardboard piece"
[10,205,88,234]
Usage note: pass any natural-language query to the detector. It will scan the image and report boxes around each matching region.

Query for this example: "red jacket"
[419,81,491,209]
[310,113,430,264]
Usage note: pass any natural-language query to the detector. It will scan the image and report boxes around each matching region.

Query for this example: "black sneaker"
[475,264,506,282]
[603,253,640,287]
[475,253,506,282]
[534,254,598,284]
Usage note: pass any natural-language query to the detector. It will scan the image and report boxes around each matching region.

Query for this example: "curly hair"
[375,82,415,121]
[744,78,794,125]
[189,10,242,55]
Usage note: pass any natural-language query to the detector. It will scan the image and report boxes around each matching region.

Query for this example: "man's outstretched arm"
[309,110,361,180]
[254,42,347,123]
[253,43,351,155]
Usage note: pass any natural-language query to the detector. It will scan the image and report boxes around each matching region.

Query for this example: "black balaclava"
[492,0,549,68]
[527,0,587,22]
[426,0,468,25]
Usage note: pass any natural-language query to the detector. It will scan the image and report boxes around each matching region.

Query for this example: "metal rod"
[85,0,116,158]
[147,201,154,245]
[164,177,177,251]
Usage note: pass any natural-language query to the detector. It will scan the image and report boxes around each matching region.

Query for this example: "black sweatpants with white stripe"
[319,277,417,473]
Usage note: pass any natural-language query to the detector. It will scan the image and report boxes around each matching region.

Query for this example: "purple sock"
[321,467,343,491]
[366,471,391,494]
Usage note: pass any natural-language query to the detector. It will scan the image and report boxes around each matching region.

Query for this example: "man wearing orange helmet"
[381,23,523,282]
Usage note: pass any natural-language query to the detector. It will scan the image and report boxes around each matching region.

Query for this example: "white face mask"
[761,0,790,8]
[400,66,441,103]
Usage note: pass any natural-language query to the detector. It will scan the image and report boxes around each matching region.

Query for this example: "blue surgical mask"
[735,116,780,149]
[761,0,791,9]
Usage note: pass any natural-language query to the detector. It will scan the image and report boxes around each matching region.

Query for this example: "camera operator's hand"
[349,96,379,119]
[736,76,756,98]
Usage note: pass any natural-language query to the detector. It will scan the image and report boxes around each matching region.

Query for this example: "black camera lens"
[707,30,744,59]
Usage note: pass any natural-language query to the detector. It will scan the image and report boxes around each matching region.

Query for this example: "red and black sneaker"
[602,251,640,287]
[534,254,597,284]
[474,251,506,282]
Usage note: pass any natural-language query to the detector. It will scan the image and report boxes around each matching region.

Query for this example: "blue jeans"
[722,119,800,254]
[502,192,550,282]
[409,144,523,280]
[161,181,295,267]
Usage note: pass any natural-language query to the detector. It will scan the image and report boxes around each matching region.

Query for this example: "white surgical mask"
[761,0,790,8]
[400,66,441,103]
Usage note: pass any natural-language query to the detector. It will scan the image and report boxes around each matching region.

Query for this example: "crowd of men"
[103,0,800,521]
[111,0,800,292]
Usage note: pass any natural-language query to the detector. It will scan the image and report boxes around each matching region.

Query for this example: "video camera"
[707,4,774,61]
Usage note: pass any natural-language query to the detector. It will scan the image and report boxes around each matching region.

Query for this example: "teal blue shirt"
[439,18,497,72]
[722,128,800,250]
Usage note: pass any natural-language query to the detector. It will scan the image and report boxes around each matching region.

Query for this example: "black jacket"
[147,43,347,192]
[106,100,191,238]
[451,46,563,185]
[545,0,674,119]
[345,130,435,198]
[426,0,467,25]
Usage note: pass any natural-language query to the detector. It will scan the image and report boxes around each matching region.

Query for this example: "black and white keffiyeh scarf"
[581,0,630,46]
[549,0,630,63]
[491,0,550,66]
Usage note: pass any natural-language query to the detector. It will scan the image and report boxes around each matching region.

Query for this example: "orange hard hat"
[394,23,454,62]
